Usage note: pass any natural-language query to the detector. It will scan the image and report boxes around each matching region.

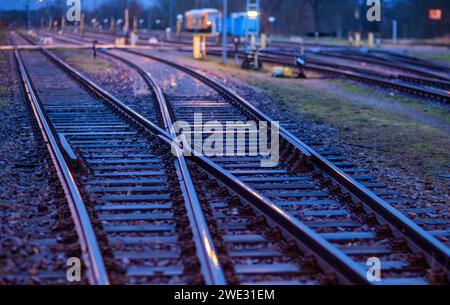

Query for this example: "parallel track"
[45,30,450,103]
[14,47,363,285]
[212,49,450,103]
[15,35,373,285]
[16,49,226,284]
[13,32,450,284]
[104,47,450,284]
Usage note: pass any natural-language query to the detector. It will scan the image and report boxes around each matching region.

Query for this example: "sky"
[0,0,156,11]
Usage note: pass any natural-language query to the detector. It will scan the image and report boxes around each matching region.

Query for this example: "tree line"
[1,0,448,39]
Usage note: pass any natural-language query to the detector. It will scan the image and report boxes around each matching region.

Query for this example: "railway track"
[213,49,450,103]
[269,41,450,73]
[13,33,450,285]
[98,47,450,283]
[13,47,359,285]
[54,29,450,74]
[14,33,357,285]
[307,50,449,81]
[260,49,450,89]
[45,30,449,103]
[16,49,223,284]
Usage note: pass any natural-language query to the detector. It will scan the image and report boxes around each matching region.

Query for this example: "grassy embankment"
[188,56,449,176]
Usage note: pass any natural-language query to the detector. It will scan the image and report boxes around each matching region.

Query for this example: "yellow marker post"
[193,35,202,59]
[250,35,256,49]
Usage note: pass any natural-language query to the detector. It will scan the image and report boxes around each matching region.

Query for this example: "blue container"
[228,13,258,37]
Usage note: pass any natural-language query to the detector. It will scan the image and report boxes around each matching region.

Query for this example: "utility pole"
[222,0,228,64]
[169,0,174,30]
[124,0,129,34]
[148,11,152,31]
[392,20,397,43]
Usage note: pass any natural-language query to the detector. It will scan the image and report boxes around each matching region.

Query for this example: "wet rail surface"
[12,32,450,284]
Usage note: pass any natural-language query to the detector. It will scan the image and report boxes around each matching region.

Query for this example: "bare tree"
[307,0,324,33]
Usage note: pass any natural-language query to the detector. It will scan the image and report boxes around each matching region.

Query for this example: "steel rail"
[369,50,450,72]
[104,51,228,285]
[18,31,450,274]
[315,50,449,81]
[14,49,110,285]
[38,49,226,285]
[208,49,450,103]
[121,65,229,285]
[90,50,378,285]
[267,40,450,76]
[41,47,373,284]
[258,49,450,90]
[46,29,450,76]
[121,50,313,162]
[53,30,450,99]
[117,49,450,274]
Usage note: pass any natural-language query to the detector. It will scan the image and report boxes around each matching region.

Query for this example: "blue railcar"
[228,13,258,37]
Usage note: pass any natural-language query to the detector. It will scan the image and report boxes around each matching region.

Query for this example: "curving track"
[11,31,450,285]
[41,29,450,103]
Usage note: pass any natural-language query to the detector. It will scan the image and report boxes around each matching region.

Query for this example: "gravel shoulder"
[0,40,84,284]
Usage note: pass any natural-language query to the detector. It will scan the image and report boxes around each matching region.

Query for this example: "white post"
[392,20,397,43]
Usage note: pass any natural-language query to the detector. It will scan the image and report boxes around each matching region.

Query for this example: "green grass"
[331,80,450,125]
[53,49,112,73]
[408,51,450,64]
[244,76,450,176]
